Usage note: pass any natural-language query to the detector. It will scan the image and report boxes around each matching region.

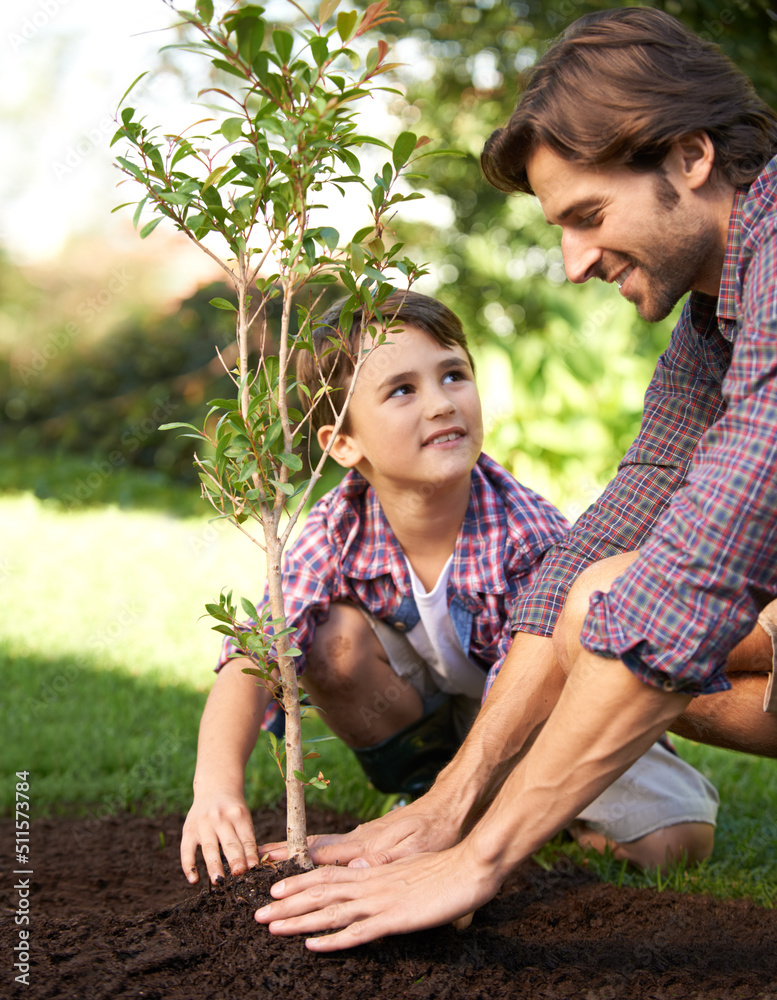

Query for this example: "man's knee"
[552,551,640,673]
[305,603,376,694]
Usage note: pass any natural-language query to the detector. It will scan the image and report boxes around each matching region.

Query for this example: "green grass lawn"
[1,483,775,905]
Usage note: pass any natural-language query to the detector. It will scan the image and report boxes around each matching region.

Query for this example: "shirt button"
[394,621,406,631]
[662,678,676,692]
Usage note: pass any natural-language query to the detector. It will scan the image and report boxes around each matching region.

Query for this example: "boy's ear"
[317,424,363,469]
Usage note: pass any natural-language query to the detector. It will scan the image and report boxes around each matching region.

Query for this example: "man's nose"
[561,230,602,284]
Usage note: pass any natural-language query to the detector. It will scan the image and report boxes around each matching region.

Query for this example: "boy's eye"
[442,370,465,384]
[388,384,413,398]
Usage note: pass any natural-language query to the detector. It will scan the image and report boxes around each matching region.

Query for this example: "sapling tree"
[112,0,430,869]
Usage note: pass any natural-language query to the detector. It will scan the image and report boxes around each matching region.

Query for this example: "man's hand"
[180,791,260,884]
[259,793,460,868]
[254,842,501,951]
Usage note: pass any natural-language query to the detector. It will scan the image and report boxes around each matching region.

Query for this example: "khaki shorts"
[758,602,777,712]
[366,613,719,844]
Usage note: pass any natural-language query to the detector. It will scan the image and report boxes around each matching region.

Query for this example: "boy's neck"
[372,472,473,593]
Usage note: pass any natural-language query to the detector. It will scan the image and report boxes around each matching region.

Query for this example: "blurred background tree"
[1,0,774,519]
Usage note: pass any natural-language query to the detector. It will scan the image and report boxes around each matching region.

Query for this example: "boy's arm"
[261,631,565,865]
[181,657,272,884]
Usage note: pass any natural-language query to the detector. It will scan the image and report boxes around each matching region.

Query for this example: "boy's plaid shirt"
[512,154,777,697]
[219,453,568,700]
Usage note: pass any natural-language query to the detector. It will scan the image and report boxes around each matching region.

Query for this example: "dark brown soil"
[3,805,777,999]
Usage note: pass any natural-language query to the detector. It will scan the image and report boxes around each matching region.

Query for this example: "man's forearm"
[469,651,691,877]
[427,632,566,831]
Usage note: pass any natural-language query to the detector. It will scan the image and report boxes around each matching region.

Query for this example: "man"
[254,8,777,950]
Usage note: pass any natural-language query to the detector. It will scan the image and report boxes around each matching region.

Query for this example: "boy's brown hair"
[481,7,777,195]
[297,290,475,434]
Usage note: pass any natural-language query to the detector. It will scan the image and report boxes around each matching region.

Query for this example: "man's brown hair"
[297,290,475,434]
[481,6,777,194]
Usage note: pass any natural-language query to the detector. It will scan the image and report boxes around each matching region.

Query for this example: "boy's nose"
[424,384,456,417]
[561,230,602,284]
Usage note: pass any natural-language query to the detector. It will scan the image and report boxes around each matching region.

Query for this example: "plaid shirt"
[220,453,568,702]
[512,154,777,697]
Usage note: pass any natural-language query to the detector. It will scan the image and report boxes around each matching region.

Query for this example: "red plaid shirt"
[220,453,568,699]
[511,154,777,697]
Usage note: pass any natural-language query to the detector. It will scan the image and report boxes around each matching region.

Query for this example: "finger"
[230,815,260,873]
[452,910,474,931]
[180,831,201,884]
[200,837,227,883]
[257,838,288,860]
[254,866,371,925]
[305,916,389,952]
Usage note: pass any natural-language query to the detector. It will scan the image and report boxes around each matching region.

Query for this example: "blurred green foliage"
[1,1,774,517]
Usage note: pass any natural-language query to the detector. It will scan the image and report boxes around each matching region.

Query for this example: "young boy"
[181,291,719,886]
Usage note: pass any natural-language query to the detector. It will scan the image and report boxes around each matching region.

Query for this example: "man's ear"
[670,131,717,190]
[317,424,363,469]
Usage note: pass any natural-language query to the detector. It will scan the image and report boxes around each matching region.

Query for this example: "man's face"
[526,144,721,322]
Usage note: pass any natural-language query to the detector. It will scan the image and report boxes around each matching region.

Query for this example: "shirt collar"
[338,458,509,598]
[716,185,748,328]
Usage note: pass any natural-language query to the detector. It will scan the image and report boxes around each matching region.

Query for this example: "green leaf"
[116,72,148,112]
[209,297,237,311]
[132,197,148,229]
[392,131,417,171]
[349,242,365,276]
[337,9,358,42]
[116,155,146,183]
[196,0,214,23]
[159,421,202,432]
[211,58,247,80]
[201,164,231,193]
[278,452,303,471]
[240,596,257,619]
[140,217,164,239]
[310,35,328,67]
[317,226,339,249]
[211,624,239,637]
[272,28,293,65]
[237,16,266,65]
[221,117,244,143]
[319,0,340,24]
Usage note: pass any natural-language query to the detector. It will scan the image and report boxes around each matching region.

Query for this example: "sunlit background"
[2,3,776,861]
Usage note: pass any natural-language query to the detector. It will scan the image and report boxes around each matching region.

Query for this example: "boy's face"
[322,324,483,495]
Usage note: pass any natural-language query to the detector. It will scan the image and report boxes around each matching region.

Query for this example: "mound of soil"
[2,805,777,999]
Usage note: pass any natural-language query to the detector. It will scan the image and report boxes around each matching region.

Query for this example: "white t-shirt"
[404,555,486,701]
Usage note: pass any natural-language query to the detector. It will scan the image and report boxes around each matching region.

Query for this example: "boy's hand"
[181,791,260,884]
[258,793,460,868]
[254,841,500,951]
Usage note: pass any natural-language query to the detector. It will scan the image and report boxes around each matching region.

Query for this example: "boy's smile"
[323,324,483,496]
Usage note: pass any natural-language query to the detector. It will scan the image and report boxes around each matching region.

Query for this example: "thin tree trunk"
[264,531,313,870]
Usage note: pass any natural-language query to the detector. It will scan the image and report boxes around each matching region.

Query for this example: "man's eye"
[579,212,601,228]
